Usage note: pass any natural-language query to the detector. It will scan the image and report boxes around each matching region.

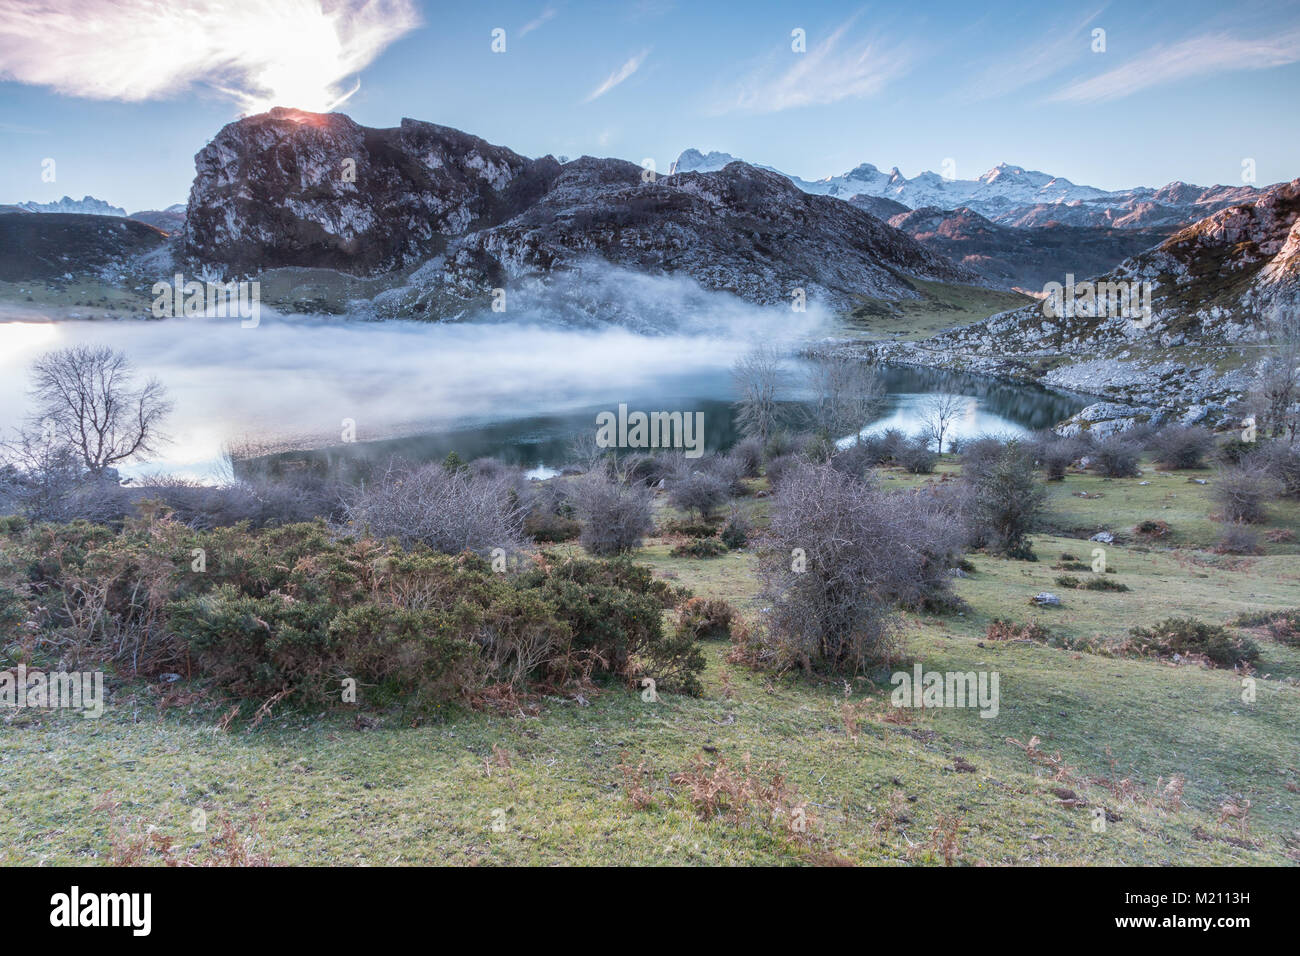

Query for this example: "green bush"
[671,537,728,558]
[1127,617,1259,668]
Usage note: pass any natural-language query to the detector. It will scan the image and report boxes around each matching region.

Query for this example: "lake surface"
[0,309,1089,481]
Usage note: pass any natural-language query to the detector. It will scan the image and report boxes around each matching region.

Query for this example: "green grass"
[844,276,1033,342]
[2,458,1298,866]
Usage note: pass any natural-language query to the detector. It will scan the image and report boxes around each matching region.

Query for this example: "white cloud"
[0,0,420,114]
[1051,29,1300,103]
[584,49,650,102]
[519,5,557,37]
[717,19,911,114]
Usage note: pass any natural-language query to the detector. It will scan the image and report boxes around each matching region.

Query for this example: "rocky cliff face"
[183,107,548,275]
[182,109,983,315]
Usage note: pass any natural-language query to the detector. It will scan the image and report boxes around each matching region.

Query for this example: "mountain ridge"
[672,148,1272,231]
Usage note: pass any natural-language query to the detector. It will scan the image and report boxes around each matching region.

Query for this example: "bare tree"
[921,392,966,453]
[807,353,883,441]
[732,345,785,444]
[29,345,172,476]
[1250,309,1300,443]
[755,462,962,672]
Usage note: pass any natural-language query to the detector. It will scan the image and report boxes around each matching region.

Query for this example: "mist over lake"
[0,299,1087,480]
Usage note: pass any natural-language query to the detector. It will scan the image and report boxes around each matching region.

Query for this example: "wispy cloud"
[1051,28,1300,103]
[965,7,1105,101]
[715,19,911,114]
[519,5,557,37]
[0,0,420,114]
[584,49,650,102]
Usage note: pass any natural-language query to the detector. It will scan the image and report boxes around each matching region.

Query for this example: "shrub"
[1133,519,1171,539]
[828,441,878,480]
[958,437,1006,484]
[572,474,654,556]
[676,597,736,640]
[1214,523,1260,555]
[625,452,682,488]
[753,463,960,672]
[671,537,727,558]
[730,438,764,478]
[343,462,527,557]
[1090,437,1142,478]
[520,557,703,694]
[1211,466,1277,523]
[1233,608,1300,645]
[1054,574,1130,592]
[658,518,718,537]
[763,453,798,487]
[668,470,730,520]
[986,619,1051,642]
[894,438,937,474]
[1035,436,1079,481]
[1216,437,1256,466]
[1149,425,1215,470]
[719,508,752,549]
[1246,441,1300,498]
[967,442,1046,559]
[524,509,581,543]
[1126,617,1259,668]
[699,453,750,497]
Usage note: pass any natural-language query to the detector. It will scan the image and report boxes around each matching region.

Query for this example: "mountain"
[672,149,1269,231]
[880,204,1171,291]
[182,108,983,316]
[16,195,127,217]
[127,203,187,234]
[869,179,1300,428]
[0,213,167,281]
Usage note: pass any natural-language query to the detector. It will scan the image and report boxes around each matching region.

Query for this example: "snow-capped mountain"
[16,195,127,217]
[670,149,1268,230]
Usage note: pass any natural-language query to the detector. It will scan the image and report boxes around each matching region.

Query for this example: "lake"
[0,308,1089,481]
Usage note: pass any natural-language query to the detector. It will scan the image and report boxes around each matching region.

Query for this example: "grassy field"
[2,457,1298,867]
[844,276,1034,341]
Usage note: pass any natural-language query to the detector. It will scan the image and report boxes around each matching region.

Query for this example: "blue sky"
[2,0,1298,212]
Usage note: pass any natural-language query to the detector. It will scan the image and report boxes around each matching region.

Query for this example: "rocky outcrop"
[182,109,983,314]
[844,180,1300,429]
[182,107,550,275]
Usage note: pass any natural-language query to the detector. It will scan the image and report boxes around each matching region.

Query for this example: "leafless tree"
[755,462,962,672]
[921,392,966,453]
[1250,309,1300,442]
[732,345,786,443]
[28,345,172,476]
[807,353,883,441]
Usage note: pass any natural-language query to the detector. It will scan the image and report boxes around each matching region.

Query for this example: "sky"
[1,0,1298,212]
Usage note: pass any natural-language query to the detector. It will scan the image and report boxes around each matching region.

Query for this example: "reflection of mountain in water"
[244,365,1089,481]
[873,366,1091,432]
